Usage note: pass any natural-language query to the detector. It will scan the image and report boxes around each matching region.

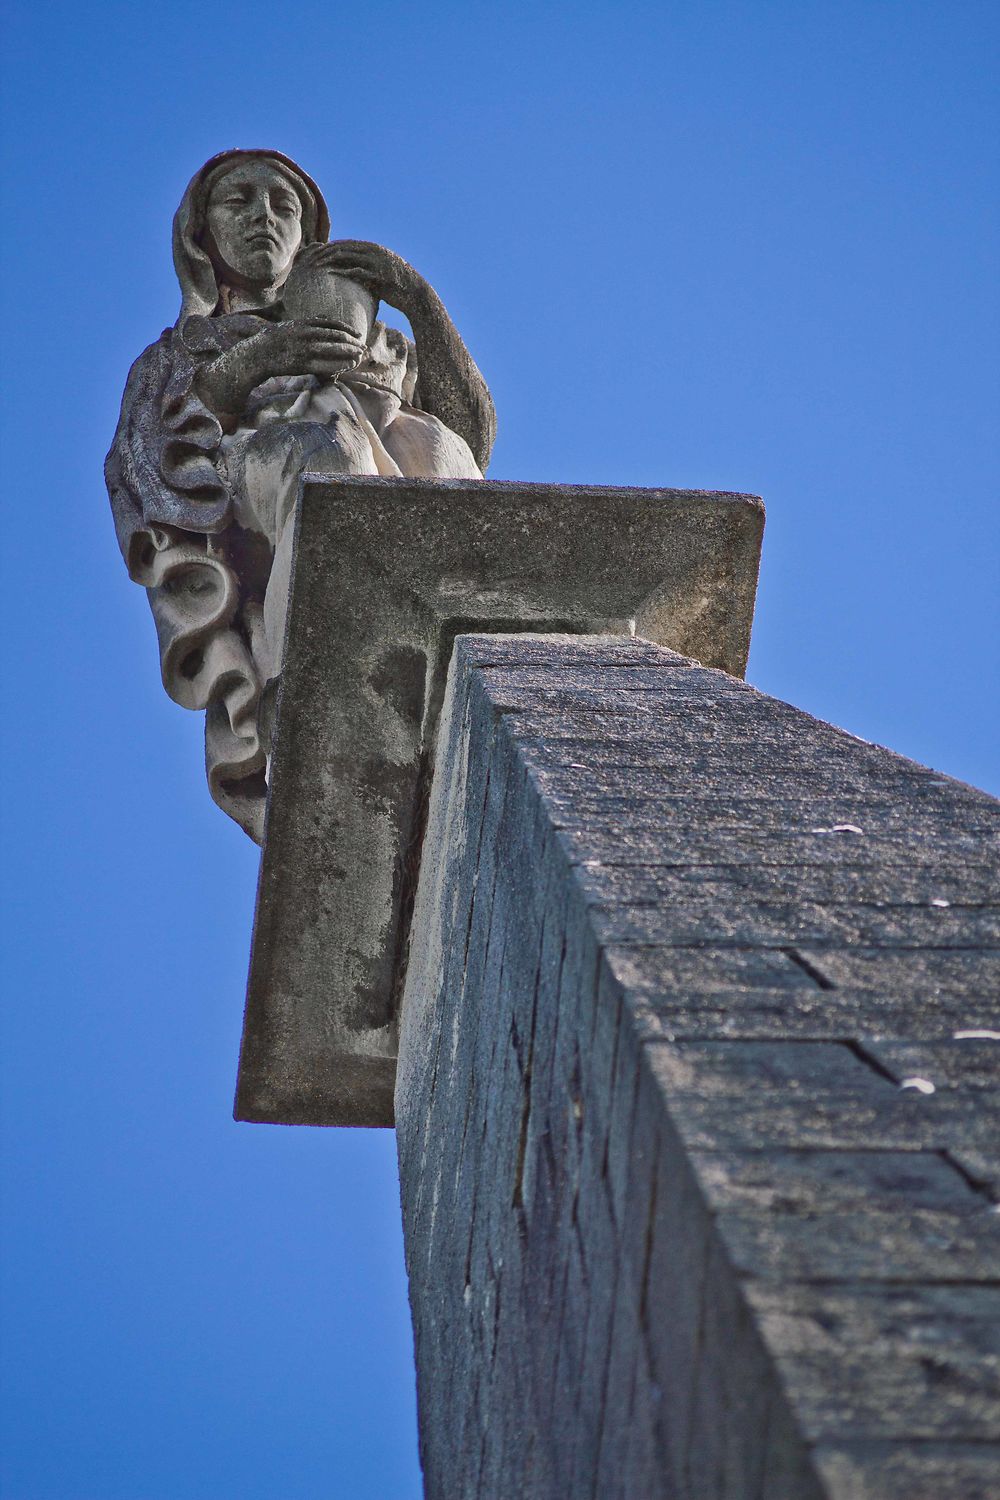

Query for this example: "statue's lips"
[246,233,279,249]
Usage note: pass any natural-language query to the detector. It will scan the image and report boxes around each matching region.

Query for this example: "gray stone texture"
[235,479,763,1124]
[395,634,1000,1500]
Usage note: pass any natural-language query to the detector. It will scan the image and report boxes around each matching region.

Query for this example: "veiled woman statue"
[106,148,495,841]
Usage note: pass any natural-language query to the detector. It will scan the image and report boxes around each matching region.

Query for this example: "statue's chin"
[223,250,289,296]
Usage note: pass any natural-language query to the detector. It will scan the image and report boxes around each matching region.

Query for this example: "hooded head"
[172,149,331,323]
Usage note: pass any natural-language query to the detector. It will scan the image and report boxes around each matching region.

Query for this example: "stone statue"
[106,149,495,841]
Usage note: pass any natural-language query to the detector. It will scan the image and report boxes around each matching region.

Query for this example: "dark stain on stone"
[216,522,274,602]
[369,645,427,727]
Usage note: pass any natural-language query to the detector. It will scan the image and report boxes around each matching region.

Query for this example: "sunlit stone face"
[204,161,304,290]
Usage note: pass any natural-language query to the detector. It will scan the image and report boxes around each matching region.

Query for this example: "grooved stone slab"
[395,635,1000,1499]
[235,476,763,1125]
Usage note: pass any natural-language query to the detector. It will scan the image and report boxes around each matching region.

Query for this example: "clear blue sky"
[2,2,997,1495]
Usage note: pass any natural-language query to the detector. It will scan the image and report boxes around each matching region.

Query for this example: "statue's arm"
[404,281,497,473]
[312,241,496,472]
[193,320,370,428]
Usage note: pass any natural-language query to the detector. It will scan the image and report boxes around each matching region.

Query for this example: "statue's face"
[204,161,304,290]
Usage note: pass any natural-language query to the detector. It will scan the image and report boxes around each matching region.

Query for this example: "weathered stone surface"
[558,823,991,867]
[814,1441,1000,1500]
[745,1283,1000,1440]
[235,482,763,1123]
[395,634,999,1498]
[864,1039,1000,1091]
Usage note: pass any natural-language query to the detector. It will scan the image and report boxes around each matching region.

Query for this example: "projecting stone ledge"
[396,634,1000,1500]
[235,475,763,1126]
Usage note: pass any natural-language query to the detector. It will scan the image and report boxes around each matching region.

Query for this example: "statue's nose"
[250,196,276,227]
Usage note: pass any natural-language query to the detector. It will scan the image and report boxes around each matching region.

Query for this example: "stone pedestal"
[396,634,1000,1500]
[234,476,763,1126]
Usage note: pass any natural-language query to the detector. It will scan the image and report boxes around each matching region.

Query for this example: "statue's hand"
[305,241,426,313]
[248,319,368,381]
[197,320,367,417]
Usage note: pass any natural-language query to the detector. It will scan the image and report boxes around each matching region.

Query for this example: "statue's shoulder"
[118,315,259,414]
[110,331,174,440]
[123,326,173,379]
[179,311,264,355]
[120,315,259,382]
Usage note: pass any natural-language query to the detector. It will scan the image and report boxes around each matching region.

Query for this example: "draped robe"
[106,288,482,841]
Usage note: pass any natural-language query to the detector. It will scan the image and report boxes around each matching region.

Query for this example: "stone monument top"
[105,151,764,1122]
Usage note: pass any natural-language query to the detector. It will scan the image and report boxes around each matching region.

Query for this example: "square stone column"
[396,633,1000,1499]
